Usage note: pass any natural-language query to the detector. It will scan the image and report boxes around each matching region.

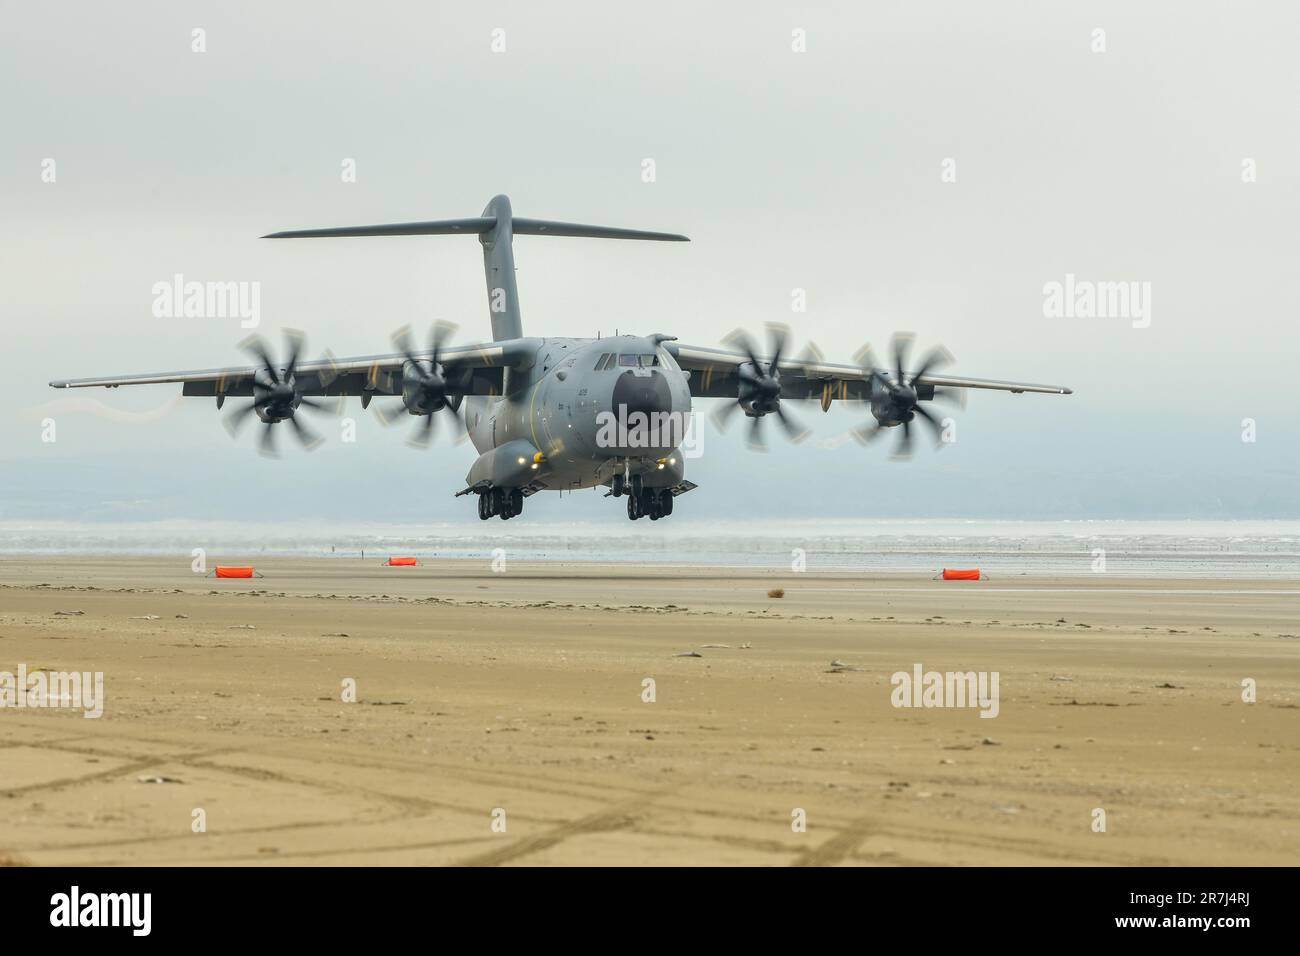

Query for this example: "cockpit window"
[619,354,659,367]
[594,352,613,370]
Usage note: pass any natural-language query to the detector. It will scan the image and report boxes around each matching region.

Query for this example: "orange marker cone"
[214,566,256,579]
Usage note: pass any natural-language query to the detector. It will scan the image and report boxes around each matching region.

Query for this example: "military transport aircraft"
[50,194,1072,521]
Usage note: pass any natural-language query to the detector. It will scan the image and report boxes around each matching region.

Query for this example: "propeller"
[375,322,467,447]
[223,329,341,457]
[711,322,817,451]
[851,333,965,459]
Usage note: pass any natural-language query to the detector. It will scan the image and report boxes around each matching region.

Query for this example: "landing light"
[517,456,526,465]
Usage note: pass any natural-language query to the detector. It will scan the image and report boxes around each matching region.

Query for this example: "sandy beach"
[0,556,1296,866]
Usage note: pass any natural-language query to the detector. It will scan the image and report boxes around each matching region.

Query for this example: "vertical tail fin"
[479,195,522,341]
[263,195,689,343]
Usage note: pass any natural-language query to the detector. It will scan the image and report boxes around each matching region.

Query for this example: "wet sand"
[0,556,1296,865]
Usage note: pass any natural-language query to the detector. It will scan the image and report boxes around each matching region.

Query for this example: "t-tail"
[263,194,689,342]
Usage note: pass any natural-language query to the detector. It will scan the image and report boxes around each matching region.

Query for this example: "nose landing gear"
[610,471,644,499]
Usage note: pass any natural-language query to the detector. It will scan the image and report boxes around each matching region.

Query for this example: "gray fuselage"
[462,334,692,494]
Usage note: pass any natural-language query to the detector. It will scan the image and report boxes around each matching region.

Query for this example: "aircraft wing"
[667,342,1073,406]
[49,337,539,398]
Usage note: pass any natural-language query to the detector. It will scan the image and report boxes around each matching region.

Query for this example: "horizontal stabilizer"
[511,219,688,242]
[263,217,688,242]
[263,218,493,239]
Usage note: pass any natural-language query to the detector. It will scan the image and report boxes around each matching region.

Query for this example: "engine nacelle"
[870,380,918,427]
[252,368,299,422]
[738,361,782,417]
[400,360,450,416]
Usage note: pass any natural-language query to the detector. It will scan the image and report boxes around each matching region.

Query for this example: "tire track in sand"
[452,786,677,867]
[791,814,876,866]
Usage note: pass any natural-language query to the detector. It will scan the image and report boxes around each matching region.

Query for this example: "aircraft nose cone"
[612,368,672,418]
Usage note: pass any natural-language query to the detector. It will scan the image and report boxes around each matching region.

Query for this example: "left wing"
[667,341,1072,408]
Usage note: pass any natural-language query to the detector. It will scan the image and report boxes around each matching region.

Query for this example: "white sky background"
[2,1,1297,524]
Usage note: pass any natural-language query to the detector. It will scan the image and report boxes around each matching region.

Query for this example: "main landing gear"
[478,487,524,520]
[627,488,674,521]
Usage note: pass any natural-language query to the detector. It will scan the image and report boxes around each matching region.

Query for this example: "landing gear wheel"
[478,493,490,520]
[490,487,504,518]
[497,487,521,520]
[659,489,674,516]
[631,474,644,498]
[611,474,625,498]
[626,493,641,520]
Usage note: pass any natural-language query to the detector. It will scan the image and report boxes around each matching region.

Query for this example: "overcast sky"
[3,1,1297,525]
